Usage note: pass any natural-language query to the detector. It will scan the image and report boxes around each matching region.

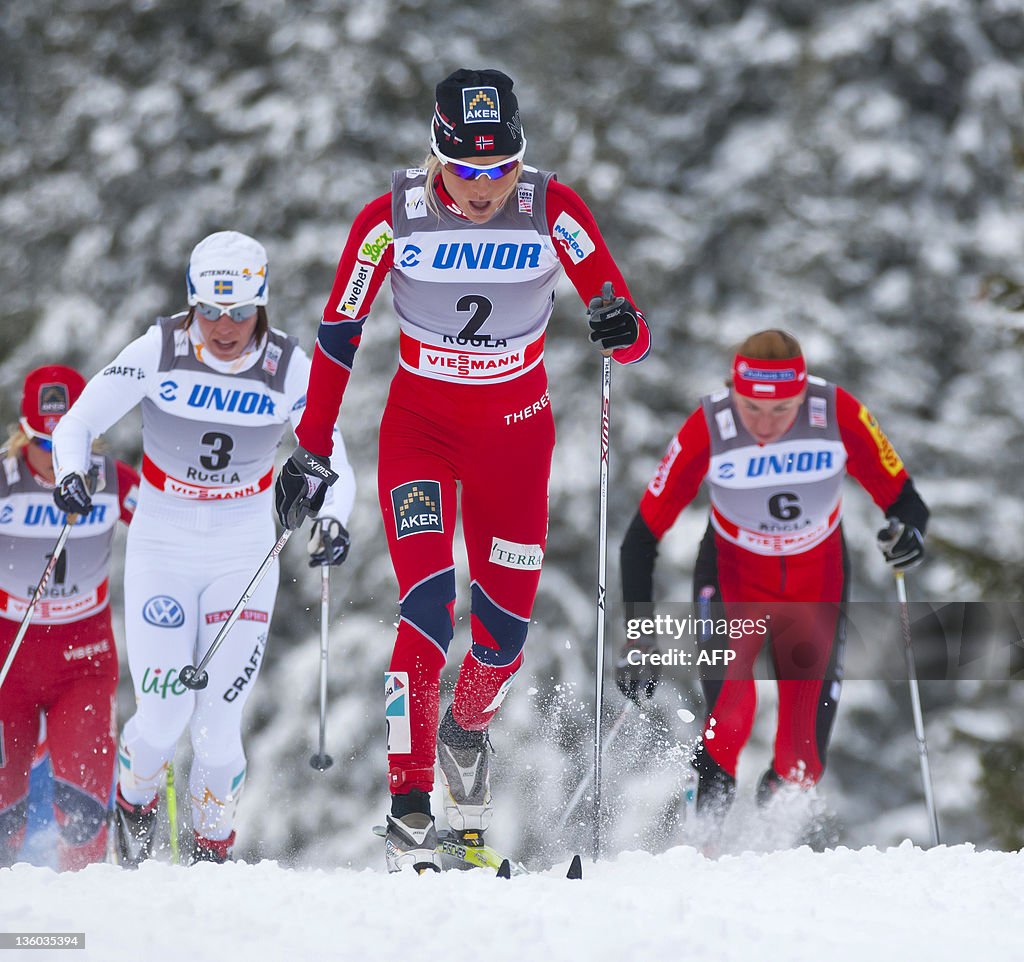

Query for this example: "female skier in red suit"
[275,68,650,871]
[0,366,138,869]
[618,330,928,821]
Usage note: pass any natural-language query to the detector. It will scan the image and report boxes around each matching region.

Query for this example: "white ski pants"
[118,487,278,841]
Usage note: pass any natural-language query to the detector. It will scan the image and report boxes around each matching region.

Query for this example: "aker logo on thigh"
[391,480,443,539]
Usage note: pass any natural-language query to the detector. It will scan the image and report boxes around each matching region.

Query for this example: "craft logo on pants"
[385,671,411,754]
[390,480,443,539]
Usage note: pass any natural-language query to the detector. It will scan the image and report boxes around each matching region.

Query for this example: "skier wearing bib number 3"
[618,330,929,826]
[273,68,650,872]
[52,232,356,866]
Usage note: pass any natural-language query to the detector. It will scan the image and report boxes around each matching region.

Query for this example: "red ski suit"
[636,384,913,784]
[297,171,649,793]
[0,453,138,869]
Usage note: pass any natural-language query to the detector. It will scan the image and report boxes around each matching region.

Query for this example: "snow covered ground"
[1,843,1020,962]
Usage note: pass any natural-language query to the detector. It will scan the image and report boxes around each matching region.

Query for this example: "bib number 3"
[200,431,234,471]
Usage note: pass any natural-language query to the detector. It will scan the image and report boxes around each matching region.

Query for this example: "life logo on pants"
[143,595,186,628]
[390,480,443,539]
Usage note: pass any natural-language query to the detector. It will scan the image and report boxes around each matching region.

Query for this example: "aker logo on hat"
[463,87,500,123]
[391,480,443,539]
[39,383,70,415]
[22,365,85,437]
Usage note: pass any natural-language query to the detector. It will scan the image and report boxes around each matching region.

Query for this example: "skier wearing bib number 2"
[618,329,929,830]
[274,68,650,872]
[52,232,356,866]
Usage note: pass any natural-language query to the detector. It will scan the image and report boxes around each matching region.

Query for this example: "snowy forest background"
[1,0,1022,868]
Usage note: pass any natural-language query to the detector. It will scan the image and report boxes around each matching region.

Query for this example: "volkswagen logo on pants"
[143,595,186,628]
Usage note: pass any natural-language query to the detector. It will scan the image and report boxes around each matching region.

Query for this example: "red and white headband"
[732,353,807,399]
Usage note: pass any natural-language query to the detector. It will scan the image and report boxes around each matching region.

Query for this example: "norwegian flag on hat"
[475,135,494,151]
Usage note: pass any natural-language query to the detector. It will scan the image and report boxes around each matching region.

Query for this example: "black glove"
[588,284,639,352]
[307,518,351,568]
[53,471,93,517]
[615,642,661,704]
[275,447,339,530]
[877,517,925,570]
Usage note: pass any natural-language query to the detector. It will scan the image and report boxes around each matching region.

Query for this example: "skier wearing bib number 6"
[273,68,650,872]
[618,329,929,826]
[51,231,356,866]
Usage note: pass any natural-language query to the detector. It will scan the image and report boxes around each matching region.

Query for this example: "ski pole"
[310,564,334,771]
[180,528,293,690]
[558,699,633,832]
[0,516,78,693]
[895,570,941,846]
[592,280,615,862]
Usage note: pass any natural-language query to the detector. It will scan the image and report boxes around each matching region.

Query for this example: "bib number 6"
[768,491,802,521]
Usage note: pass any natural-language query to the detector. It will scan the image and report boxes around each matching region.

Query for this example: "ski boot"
[114,785,158,868]
[437,705,493,836]
[688,745,736,856]
[693,744,737,818]
[755,767,786,808]
[384,789,441,874]
[192,830,236,865]
[696,741,737,815]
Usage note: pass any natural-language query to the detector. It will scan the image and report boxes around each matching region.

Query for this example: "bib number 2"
[455,295,493,340]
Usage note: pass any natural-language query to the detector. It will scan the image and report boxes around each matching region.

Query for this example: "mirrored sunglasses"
[193,299,260,323]
[32,437,53,453]
[431,138,526,181]
[442,158,521,181]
